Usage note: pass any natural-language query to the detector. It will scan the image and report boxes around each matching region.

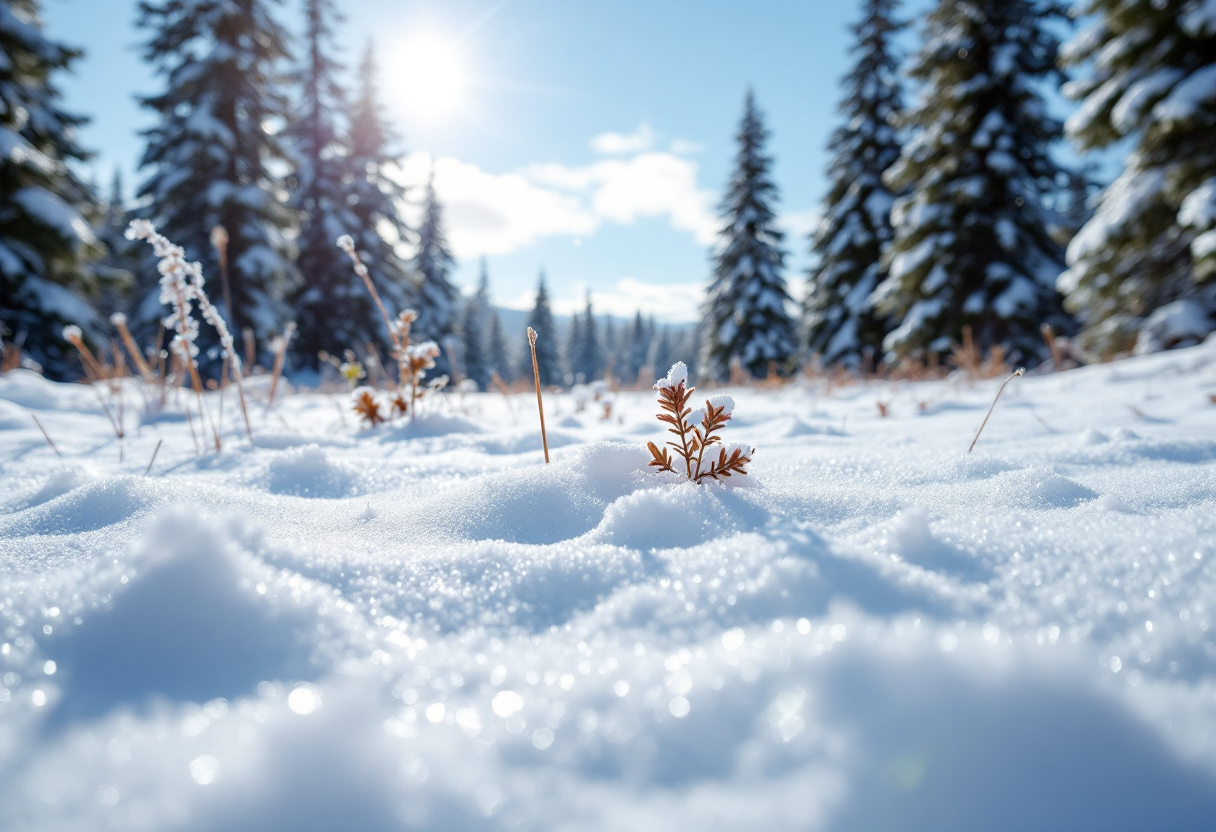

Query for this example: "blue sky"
[44,0,935,321]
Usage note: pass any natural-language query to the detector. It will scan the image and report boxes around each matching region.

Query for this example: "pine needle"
[968,368,1025,453]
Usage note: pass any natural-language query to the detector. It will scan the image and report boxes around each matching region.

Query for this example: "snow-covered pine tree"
[804,0,903,369]
[134,0,296,361]
[601,314,618,380]
[412,173,459,376]
[289,0,369,367]
[521,270,562,387]
[702,91,797,380]
[458,258,492,390]
[874,0,1070,364]
[345,41,414,334]
[0,0,101,378]
[486,307,512,383]
[1058,0,1216,357]
[571,292,604,382]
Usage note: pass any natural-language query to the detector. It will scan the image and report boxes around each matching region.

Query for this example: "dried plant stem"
[968,368,1025,454]
[30,414,62,457]
[113,317,155,383]
[266,322,295,412]
[172,285,220,452]
[528,327,550,464]
[144,438,163,475]
[212,225,233,334]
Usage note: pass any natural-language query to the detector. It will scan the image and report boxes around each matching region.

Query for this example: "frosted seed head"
[336,234,355,252]
[61,325,82,342]
[109,312,127,326]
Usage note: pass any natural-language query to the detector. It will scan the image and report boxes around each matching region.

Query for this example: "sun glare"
[387,32,469,123]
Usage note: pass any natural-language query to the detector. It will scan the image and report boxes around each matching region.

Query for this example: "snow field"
[2,341,1216,830]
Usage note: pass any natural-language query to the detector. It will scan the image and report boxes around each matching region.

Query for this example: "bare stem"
[528,327,550,464]
[144,438,163,476]
[968,368,1025,454]
[30,414,62,457]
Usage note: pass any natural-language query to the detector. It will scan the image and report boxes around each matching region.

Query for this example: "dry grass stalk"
[876,400,891,418]
[1,330,24,374]
[243,327,255,372]
[950,326,1007,380]
[647,362,753,483]
[144,438,163,475]
[266,322,295,411]
[1209,394,1216,405]
[968,367,1025,453]
[211,225,233,328]
[528,327,550,463]
[110,313,156,383]
[30,414,62,457]
[1040,323,1064,371]
[62,326,127,455]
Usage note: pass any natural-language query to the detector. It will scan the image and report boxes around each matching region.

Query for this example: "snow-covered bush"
[647,362,753,483]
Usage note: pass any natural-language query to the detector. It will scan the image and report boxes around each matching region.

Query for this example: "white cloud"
[590,123,655,155]
[778,207,822,239]
[394,153,598,259]
[395,139,719,258]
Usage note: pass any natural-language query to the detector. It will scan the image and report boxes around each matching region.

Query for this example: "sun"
[387,32,470,124]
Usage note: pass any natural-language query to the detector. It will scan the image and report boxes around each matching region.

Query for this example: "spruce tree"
[571,292,604,382]
[565,310,583,383]
[486,307,512,383]
[521,270,562,386]
[288,0,367,367]
[412,173,459,375]
[874,0,1069,364]
[623,311,652,384]
[0,0,101,378]
[702,91,797,380]
[804,0,903,369]
[346,42,414,330]
[134,0,296,359]
[459,258,492,390]
[94,170,137,320]
[1059,0,1216,357]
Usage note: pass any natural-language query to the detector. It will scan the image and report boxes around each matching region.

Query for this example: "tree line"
[2,0,1214,384]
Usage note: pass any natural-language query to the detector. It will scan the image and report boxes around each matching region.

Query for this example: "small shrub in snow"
[351,386,386,427]
[647,362,753,483]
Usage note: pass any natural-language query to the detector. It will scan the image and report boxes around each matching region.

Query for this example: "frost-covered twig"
[528,327,550,463]
[144,438,162,476]
[648,362,753,483]
[125,219,220,451]
[968,368,1025,453]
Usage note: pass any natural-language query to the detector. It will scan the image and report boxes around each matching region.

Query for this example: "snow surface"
[3,345,1216,830]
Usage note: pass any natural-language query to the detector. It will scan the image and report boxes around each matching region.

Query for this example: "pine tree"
[565,310,583,383]
[459,258,492,390]
[521,270,562,386]
[289,0,368,367]
[0,0,101,378]
[874,0,1070,364]
[413,173,459,375]
[486,307,512,383]
[94,169,137,320]
[601,314,618,380]
[134,0,296,361]
[571,292,604,382]
[346,41,414,332]
[702,91,798,380]
[623,310,652,384]
[1059,0,1216,357]
[804,0,903,369]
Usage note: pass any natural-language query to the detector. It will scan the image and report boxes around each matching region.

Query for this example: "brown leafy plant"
[647,362,753,483]
[351,386,386,427]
